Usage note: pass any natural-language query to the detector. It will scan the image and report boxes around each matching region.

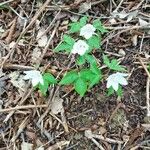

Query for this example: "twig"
[5,18,17,44]
[138,57,150,79]
[114,0,124,12]
[106,25,150,30]
[1,63,34,70]
[0,0,14,6]
[146,77,150,116]
[0,105,47,113]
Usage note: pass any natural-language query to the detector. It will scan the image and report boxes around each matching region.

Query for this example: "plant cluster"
[23,16,128,97]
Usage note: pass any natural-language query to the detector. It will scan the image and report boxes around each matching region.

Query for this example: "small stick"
[1,63,34,70]
[138,57,150,79]
[146,77,150,116]
[0,105,47,113]
[0,0,14,6]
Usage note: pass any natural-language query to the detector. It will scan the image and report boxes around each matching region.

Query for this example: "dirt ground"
[0,0,150,149]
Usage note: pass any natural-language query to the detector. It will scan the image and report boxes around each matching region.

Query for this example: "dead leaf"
[31,47,42,64]
[79,2,91,13]
[9,71,26,92]
[126,10,138,22]
[0,26,5,37]
[21,142,33,150]
[139,18,149,26]
[51,98,64,115]
[35,147,44,150]
[47,141,70,150]
[0,70,6,96]
[111,10,128,19]
[37,28,48,47]
[131,35,138,46]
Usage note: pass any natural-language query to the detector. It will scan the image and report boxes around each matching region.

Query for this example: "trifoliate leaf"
[87,35,101,49]
[59,71,78,85]
[69,22,81,33]
[93,19,108,33]
[103,55,126,71]
[63,34,75,46]
[74,78,87,96]
[55,43,72,52]
[43,73,57,84]
[79,16,88,26]
[110,59,126,71]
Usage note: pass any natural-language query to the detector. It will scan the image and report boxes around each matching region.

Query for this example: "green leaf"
[116,86,123,97]
[85,54,97,65]
[107,87,114,96]
[87,35,101,49]
[80,69,95,81]
[93,19,108,33]
[59,71,78,85]
[38,80,49,96]
[54,42,71,52]
[103,55,126,71]
[79,16,88,26]
[69,22,81,33]
[88,75,101,88]
[74,78,87,96]
[63,34,75,46]
[76,56,86,65]
[90,64,101,75]
[43,73,57,84]
[109,59,126,71]
[103,54,110,66]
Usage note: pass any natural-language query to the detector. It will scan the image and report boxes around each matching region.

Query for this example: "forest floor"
[0,0,150,150]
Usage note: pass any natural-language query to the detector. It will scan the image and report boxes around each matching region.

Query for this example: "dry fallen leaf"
[31,47,42,64]
[37,28,48,47]
[79,2,91,13]
[51,98,64,115]
[131,35,138,46]
[21,142,33,150]
[9,71,26,92]
[139,18,149,26]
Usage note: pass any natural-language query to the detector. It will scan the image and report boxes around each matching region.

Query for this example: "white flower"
[71,40,89,56]
[23,70,44,87]
[107,72,128,91]
[80,24,96,39]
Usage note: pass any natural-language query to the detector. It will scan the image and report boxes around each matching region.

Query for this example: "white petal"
[112,82,119,91]
[116,72,128,77]
[71,40,88,56]
[106,79,113,88]
[118,76,128,85]
[80,24,96,39]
